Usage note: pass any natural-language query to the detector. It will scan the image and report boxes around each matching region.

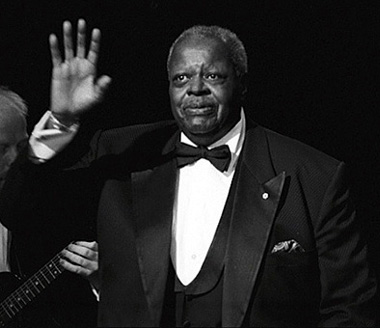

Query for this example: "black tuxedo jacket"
[0,119,376,327]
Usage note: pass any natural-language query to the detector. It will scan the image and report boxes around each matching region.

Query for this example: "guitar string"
[0,253,64,321]
[7,254,63,308]
[0,254,63,319]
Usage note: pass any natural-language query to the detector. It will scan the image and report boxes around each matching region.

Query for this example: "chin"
[183,117,219,134]
[185,123,217,135]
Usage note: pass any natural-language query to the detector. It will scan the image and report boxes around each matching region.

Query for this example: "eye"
[205,73,219,80]
[173,74,189,83]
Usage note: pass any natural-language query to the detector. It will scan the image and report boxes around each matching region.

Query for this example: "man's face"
[0,110,27,190]
[168,37,244,146]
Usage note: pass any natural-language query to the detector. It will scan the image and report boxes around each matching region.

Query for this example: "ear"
[239,74,248,101]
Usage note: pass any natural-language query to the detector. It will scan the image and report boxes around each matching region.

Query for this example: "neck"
[184,133,223,147]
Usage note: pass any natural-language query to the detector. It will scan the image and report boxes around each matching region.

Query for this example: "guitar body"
[0,272,62,328]
[0,272,21,327]
[0,258,66,328]
[0,245,96,327]
[0,272,20,302]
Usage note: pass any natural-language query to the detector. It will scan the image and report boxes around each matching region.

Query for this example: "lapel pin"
[262,192,269,200]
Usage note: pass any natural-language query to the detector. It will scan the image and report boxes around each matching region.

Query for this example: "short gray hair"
[167,25,248,78]
[0,86,28,119]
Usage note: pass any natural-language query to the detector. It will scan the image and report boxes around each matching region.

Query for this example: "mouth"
[184,106,216,116]
[182,100,218,115]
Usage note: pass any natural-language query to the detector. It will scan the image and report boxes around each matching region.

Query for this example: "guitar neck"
[0,251,65,326]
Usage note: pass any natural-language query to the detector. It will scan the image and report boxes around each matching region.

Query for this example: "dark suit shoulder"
[262,126,342,174]
[96,120,178,156]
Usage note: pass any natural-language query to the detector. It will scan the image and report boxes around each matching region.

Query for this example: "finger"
[73,240,98,250]
[63,20,74,60]
[76,19,86,58]
[61,249,98,269]
[66,246,97,261]
[95,75,112,99]
[87,28,101,65]
[60,258,92,277]
[49,34,62,67]
[67,243,98,260]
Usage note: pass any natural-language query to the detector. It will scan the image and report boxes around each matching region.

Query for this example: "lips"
[183,101,217,115]
[185,106,216,116]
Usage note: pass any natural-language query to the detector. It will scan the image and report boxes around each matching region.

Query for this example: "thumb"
[95,75,112,99]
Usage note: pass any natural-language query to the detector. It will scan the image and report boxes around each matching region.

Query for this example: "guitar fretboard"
[0,252,64,326]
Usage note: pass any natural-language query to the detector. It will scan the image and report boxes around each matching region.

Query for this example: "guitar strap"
[9,239,24,279]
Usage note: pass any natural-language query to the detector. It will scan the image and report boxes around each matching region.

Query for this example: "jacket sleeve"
[0,128,102,234]
[315,162,377,327]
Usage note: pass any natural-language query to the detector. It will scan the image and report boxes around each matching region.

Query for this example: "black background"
[1,0,379,314]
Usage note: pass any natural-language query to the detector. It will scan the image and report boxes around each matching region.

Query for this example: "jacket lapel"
[131,130,179,326]
[223,123,286,327]
[130,122,286,326]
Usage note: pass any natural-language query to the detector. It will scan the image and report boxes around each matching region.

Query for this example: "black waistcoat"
[160,171,238,328]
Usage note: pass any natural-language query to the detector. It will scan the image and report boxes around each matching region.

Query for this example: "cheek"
[215,87,239,112]
[170,93,186,117]
[0,147,17,166]
[216,103,231,122]
[215,86,235,103]
[169,87,183,102]
[170,99,182,119]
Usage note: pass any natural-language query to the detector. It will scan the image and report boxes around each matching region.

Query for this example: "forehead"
[169,37,232,69]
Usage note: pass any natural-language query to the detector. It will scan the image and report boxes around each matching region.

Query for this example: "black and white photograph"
[0,1,379,326]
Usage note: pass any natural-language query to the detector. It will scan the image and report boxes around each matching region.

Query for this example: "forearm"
[0,117,100,233]
[0,148,48,231]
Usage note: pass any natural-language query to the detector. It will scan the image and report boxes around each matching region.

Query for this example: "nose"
[187,76,210,96]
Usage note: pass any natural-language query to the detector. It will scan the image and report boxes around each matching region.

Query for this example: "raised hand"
[50,19,111,125]
[60,241,100,290]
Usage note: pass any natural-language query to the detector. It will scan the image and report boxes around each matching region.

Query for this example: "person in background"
[0,87,28,273]
[0,20,377,327]
[0,86,99,327]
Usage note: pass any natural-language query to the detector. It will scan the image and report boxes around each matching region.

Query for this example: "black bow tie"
[175,142,231,172]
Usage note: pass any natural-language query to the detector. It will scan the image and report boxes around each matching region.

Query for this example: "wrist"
[48,112,79,131]
[50,112,79,129]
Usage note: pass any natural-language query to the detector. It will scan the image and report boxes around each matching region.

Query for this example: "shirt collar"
[180,108,246,173]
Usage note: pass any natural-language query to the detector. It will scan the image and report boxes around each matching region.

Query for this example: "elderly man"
[0,20,376,327]
[0,87,99,326]
[0,87,28,274]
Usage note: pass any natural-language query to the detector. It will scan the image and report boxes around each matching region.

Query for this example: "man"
[0,87,99,327]
[0,87,28,274]
[0,20,376,327]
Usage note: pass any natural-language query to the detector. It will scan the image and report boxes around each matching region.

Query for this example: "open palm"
[50,20,111,124]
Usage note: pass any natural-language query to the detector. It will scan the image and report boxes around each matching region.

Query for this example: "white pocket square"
[271,239,305,254]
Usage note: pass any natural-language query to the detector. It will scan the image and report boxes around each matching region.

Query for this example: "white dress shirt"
[171,110,246,286]
[29,111,79,163]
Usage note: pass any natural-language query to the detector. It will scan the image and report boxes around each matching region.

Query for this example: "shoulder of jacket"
[95,120,178,155]
[260,125,343,175]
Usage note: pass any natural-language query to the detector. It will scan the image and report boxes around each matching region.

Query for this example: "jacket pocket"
[264,248,318,267]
